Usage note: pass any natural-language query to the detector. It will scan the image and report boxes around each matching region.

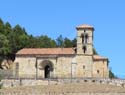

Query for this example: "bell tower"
[75,24,94,78]
[76,24,94,55]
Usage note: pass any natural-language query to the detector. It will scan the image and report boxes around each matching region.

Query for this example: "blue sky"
[0,0,125,78]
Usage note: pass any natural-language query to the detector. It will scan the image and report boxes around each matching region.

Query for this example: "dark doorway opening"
[45,65,50,78]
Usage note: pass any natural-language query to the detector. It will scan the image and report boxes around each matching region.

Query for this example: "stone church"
[14,24,109,79]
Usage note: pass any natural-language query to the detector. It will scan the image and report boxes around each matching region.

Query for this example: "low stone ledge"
[1,78,125,88]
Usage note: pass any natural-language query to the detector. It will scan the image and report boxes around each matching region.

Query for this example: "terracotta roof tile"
[16,48,108,60]
[76,24,94,30]
[93,55,108,60]
[16,48,75,55]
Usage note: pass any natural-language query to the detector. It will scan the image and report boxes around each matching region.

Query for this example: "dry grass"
[1,83,125,93]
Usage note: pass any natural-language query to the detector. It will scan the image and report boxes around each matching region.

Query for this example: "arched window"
[80,32,88,44]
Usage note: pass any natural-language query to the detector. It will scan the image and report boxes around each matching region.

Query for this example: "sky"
[0,0,125,78]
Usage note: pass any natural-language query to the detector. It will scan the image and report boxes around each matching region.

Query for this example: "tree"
[4,22,12,35]
[13,25,25,35]
[93,48,98,55]
[27,35,36,48]
[0,18,3,25]
[109,68,116,79]
[72,38,77,47]
[38,35,56,48]
[0,34,10,55]
[7,31,17,53]
[56,35,64,47]
[63,37,73,47]
[0,18,4,34]
[7,25,29,53]
[50,40,56,48]
[27,35,57,48]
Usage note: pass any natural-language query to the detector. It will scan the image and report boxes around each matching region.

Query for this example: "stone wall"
[14,55,109,79]
[1,78,125,88]
[14,55,76,78]
[93,60,109,78]
[76,55,93,77]
[14,56,37,78]
[0,79,58,88]
[0,69,13,78]
[1,78,125,95]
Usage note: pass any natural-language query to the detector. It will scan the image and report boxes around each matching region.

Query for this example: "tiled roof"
[76,24,94,30]
[16,48,108,60]
[16,48,75,55]
[93,55,108,60]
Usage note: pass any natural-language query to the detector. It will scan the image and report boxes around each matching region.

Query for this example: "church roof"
[76,24,94,30]
[16,48,75,55]
[16,48,108,60]
[93,55,108,60]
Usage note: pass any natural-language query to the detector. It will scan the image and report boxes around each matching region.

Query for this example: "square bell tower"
[75,24,94,78]
[76,24,94,55]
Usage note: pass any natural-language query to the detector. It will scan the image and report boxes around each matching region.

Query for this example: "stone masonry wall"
[14,55,109,79]
[14,55,74,78]
[14,56,36,78]
[1,78,125,88]
[93,60,109,78]
[76,55,93,77]
[1,78,125,95]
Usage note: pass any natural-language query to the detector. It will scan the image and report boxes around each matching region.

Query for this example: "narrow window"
[97,70,99,74]
[83,45,86,53]
[85,33,88,44]
[81,33,84,43]
[84,29,86,32]
[83,65,85,69]
[103,60,105,64]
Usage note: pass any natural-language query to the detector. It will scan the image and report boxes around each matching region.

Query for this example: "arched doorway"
[45,65,50,78]
[39,60,54,79]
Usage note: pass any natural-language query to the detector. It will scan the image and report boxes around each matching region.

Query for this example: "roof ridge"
[16,48,75,55]
[22,47,73,49]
